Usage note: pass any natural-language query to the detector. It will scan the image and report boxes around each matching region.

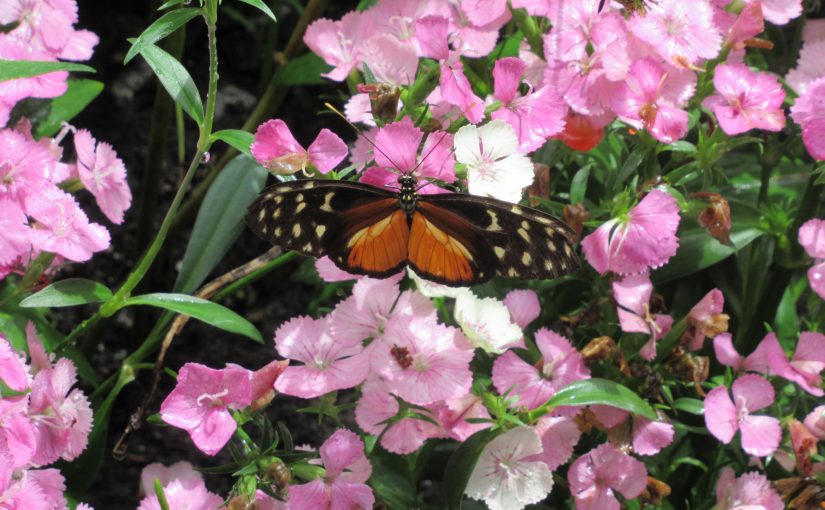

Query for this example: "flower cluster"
[0,325,94,510]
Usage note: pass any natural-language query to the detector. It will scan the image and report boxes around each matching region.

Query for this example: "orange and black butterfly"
[246,171,578,287]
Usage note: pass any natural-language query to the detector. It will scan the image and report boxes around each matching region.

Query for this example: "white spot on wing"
[494,246,506,259]
[296,202,306,213]
[522,252,532,266]
[486,211,502,232]
[320,192,334,212]
[292,224,301,237]
[518,228,530,241]
[315,225,326,237]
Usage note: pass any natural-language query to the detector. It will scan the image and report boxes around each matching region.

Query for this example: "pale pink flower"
[287,429,374,510]
[790,78,825,161]
[0,458,49,510]
[355,379,440,454]
[770,332,825,396]
[503,289,541,329]
[0,335,28,392]
[757,0,802,25]
[438,55,486,124]
[25,322,51,374]
[137,478,223,510]
[568,442,647,510]
[612,274,674,360]
[27,189,110,262]
[702,64,786,135]
[449,0,511,58]
[0,127,54,205]
[251,119,348,175]
[714,467,783,510]
[274,316,369,398]
[303,11,374,81]
[590,405,674,455]
[0,39,68,121]
[367,1,452,54]
[431,394,492,442]
[25,468,67,510]
[343,93,376,127]
[73,129,131,224]
[491,57,567,152]
[159,363,252,456]
[717,1,765,51]
[0,399,36,469]
[526,416,581,470]
[414,14,449,60]
[704,374,781,456]
[511,0,556,17]
[454,289,523,353]
[455,121,534,203]
[798,218,825,299]
[465,427,555,510]
[0,0,98,60]
[685,288,727,351]
[328,276,433,346]
[629,0,722,65]
[492,328,589,409]
[140,461,204,497]
[315,256,362,283]
[804,405,825,440]
[359,33,418,86]
[582,189,681,275]
[786,40,825,95]
[610,57,696,144]
[372,314,473,406]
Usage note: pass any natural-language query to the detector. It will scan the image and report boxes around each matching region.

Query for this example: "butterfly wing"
[247,179,408,277]
[417,193,578,282]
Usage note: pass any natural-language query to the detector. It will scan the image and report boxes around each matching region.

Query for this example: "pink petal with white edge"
[632,416,674,455]
[740,414,781,457]
[307,128,348,174]
[713,333,744,371]
[799,219,825,259]
[704,385,738,443]
[503,289,540,329]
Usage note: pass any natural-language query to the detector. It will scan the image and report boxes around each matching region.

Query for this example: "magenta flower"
[315,256,361,283]
[159,363,252,456]
[491,57,567,152]
[287,429,374,510]
[372,314,473,406]
[629,0,721,65]
[684,288,727,351]
[712,332,781,374]
[0,335,28,392]
[0,464,68,510]
[568,442,647,510]
[27,189,110,262]
[251,119,348,175]
[770,332,825,396]
[612,274,674,361]
[714,467,783,510]
[582,189,681,275]
[503,289,541,329]
[704,374,781,456]
[274,316,369,398]
[702,64,786,135]
[798,218,825,299]
[492,328,590,410]
[303,11,374,81]
[73,129,131,224]
[610,58,696,144]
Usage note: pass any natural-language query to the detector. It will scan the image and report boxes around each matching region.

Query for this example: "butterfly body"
[247,174,578,287]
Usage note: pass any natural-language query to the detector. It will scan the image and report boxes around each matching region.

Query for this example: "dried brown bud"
[694,191,732,245]
[640,476,672,506]
[563,203,589,241]
[528,163,551,206]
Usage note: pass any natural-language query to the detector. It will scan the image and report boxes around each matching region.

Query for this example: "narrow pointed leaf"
[19,279,113,308]
[125,8,201,64]
[136,42,204,125]
[235,0,277,23]
[545,378,656,420]
[0,61,95,82]
[209,130,255,157]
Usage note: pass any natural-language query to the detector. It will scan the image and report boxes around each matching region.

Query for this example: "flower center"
[197,388,230,407]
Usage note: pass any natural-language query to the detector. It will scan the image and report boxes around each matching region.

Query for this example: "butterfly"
[246,172,578,287]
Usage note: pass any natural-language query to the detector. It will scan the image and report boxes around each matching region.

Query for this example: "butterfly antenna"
[324,102,404,176]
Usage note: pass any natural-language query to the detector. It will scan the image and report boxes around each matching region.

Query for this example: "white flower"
[454,289,523,354]
[407,268,466,298]
[466,427,555,510]
[454,120,534,203]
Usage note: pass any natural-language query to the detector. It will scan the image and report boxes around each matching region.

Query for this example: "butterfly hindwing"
[417,193,578,281]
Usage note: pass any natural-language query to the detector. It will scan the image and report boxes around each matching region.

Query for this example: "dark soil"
[65,1,359,508]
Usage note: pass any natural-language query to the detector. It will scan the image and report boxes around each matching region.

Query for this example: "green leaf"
[0,61,95,82]
[158,0,186,8]
[136,42,204,125]
[174,155,267,293]
[546,378,657,420]
[369,449,421,510]
[444,428,501,510]
[569,164,590,204]
[122,293,263,342]
[275,53,330,86]
[34,79,103,137]
[125,8,201,64]
[235,0,277,23]
[672,398,705,415]
[209,130,254,157]
[19,279,113,308]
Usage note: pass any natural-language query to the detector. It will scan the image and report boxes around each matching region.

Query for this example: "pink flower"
[568,442,647,510]
[438,55,485,124]
[328,276,433,346]
[612,274,674,360]
[582,189,681,275]
[503,289,541,329]
[0,399,36,469]
[140,461,204,497]
[27,357,93,465]
[430,394,492,442]
[590,405,674,456]
[0,127,54,205]
[714,467,783,510]
[358,33,418,86]
[251,119,348,175]
[491,57,567,152]
[718,1,765,51]
[73,129,131,224]
[771,332,825,396]
[465,427,555,510]
[372,314,473,406]
[704,374,781,456]
[610,57,696,144]
[287,429,374,510]
[315,256,361,283]
[355,379,440,454]
[786,40,825,95]
[27,189,110,262]
[804,405,825,440]
[798,218,825,299]
[273,316,369,398]
[629,0,722,66]
[684,288,728,351]
[159,363,252,456]
[0,199,29,267]
[303,11,374,81]
[492,328,590,410]
[526,416,581,470]
[0,335,28,392]
[702,64,786,135]
[454,289,524,353]
[757,0,803,25]
[137,478,223,510]
[0,0,98,60]
[449,0,511,58]
[790,77,825,161]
